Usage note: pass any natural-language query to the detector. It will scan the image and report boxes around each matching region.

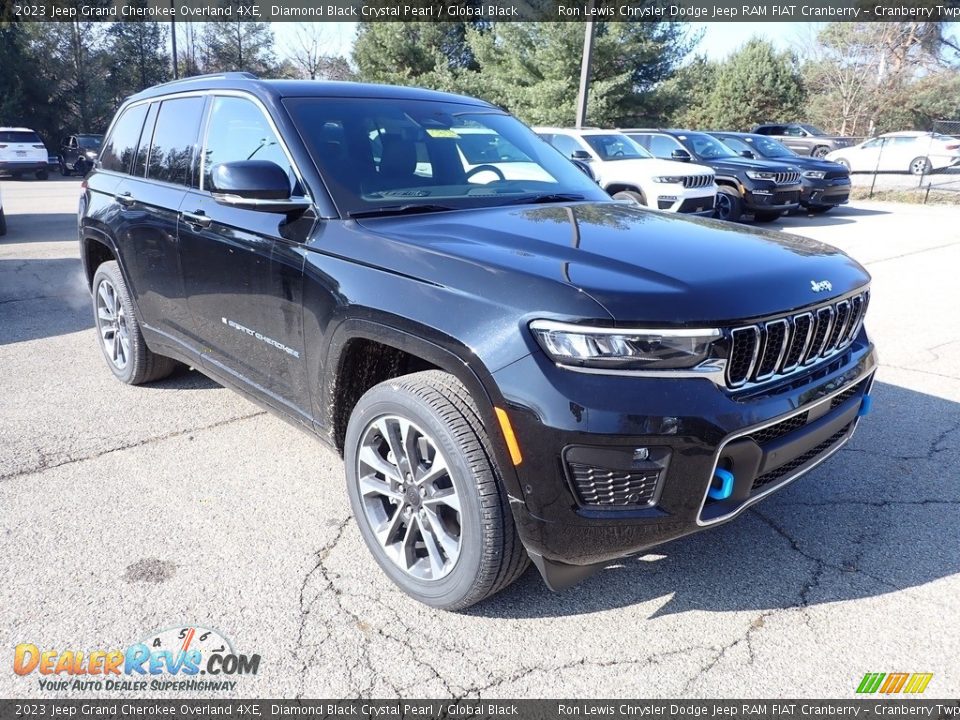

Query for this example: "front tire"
[909,156,931,176]
[345,370,528,610]
[59,158,72,176]
[91,261,176,385]
[612,189,647,207]
[714,186,743,222]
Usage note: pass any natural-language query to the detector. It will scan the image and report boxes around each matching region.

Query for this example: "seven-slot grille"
[682,174,713,189]
[775,171,802,185]
[725,291,869,388]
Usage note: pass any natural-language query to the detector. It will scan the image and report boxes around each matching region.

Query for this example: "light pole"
[575,0,596,129]
[170,0,178,79]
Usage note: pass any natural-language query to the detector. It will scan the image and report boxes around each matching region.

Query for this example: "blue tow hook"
[858,395,873,417]
[708,468,735,501]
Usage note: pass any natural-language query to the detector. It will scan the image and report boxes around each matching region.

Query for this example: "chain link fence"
[857,119,960,201]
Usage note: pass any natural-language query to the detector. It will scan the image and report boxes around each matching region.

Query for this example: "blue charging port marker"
[709,468,735,501]
[858,395,873,417]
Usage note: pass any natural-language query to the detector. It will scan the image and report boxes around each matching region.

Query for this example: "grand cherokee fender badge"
[810,280,833,293]
[222,317,301,358]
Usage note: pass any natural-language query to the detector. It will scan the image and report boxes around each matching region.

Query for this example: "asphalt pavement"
[1,178,958,699]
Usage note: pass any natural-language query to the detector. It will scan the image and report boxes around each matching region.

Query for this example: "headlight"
[85,150,97,158]
[802,170,826,179]
[530,320,720,371]
[653,176,684,184]
[745,170,777,181]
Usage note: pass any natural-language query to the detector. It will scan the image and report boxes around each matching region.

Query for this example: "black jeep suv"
[710,131,851,214]
[58,133,103,176]
[80,75,876,609]
[624,129,803,223]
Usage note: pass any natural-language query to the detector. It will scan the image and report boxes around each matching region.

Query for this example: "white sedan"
[825,131,960,175]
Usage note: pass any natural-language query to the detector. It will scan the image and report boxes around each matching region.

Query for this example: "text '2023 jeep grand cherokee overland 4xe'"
[80,74,876,610]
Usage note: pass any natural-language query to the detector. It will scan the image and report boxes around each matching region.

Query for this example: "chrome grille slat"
[724,291,869,390]
[775,171,801,185]
[682,174,713,189]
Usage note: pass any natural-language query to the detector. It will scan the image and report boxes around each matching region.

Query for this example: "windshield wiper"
[347,204,456,219]
[498,193,586,206]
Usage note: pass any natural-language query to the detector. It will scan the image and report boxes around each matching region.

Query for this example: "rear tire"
[345,370,529,610]
[59,158,72,177]
[91,261,177,385]
[812,146,830,159]
[753,210,783,223]
[909,156,931,176]
[612,189,647,207]
[714,186,743,222]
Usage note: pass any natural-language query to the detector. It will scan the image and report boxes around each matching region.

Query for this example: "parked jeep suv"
[625,129,803,223]
[710,131,850,213]
[59,133,103,176]
[80,75,876,609]
[751,123,855,158]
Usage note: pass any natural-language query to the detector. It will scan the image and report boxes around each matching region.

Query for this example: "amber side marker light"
[494,407,523,466]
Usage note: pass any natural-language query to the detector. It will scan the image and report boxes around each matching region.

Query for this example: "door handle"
[181,210,212,229]
[115,192,135,207]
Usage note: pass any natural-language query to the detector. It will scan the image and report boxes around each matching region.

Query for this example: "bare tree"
[283,23,354,81]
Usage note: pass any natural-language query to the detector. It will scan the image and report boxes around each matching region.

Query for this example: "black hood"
[353,202,870,325]
[695,156,801,174]
[773,155,848,174]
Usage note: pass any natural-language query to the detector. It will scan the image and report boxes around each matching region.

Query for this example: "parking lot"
[1,178,958,698]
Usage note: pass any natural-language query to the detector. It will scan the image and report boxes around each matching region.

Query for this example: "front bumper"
[743,183,802,212]
[0,160,48,174]
[655,186,716,216]
[492,333,877,576]
[801,176,851,208]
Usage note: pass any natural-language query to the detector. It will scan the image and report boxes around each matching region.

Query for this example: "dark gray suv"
[751,123,855,158]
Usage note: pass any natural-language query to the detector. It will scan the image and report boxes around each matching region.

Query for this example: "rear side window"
[145,97,206,186]
[546,133,588,158]
[202,96,296,193]
[100,105,149,173]
[645,134,684,158]
[0,130,42,143]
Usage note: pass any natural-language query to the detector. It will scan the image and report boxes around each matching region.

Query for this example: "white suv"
[0,127,50,180]
[0,185,6,236]
[535,127,716,215]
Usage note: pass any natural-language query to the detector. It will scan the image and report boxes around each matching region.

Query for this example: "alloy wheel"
[716,193,731,219]
[95,279,130,370]
[355,414,462,581]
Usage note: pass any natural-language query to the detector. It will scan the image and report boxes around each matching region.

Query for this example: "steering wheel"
[465,164,506,182]
[613,150,625,157]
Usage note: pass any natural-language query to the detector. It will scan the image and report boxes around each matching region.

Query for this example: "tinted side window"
[719,136,751,154]
[203,96,297,193]
[548,133,587,158]
[133,103,159,178]
[647,134,684,158]
[100,104,149,174]
[144,97,205,186]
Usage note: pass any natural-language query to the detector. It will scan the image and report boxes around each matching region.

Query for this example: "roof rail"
[150,71,259,90]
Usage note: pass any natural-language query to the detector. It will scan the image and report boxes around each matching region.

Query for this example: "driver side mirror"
[670,149,692,162]
[739,150,755,159]
[209,160,310,213]
[571,159,597,182]
[570,150,592,161]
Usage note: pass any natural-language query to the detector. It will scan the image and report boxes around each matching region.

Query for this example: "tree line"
[1,18,958,151]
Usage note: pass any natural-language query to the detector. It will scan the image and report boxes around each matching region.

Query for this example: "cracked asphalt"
[1,179,958,699]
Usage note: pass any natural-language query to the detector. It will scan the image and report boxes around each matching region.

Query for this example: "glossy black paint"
[80,75,876,577]
[711,132,851,209]
[625,129,804,214]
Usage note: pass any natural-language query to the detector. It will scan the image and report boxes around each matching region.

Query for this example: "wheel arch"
[603,182,644,198]
[321,318,525,501]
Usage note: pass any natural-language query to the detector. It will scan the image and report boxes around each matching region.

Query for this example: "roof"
[127,72,494,109]
[880,131,929,137]
[619,128,701,135]
[0,127,38,132]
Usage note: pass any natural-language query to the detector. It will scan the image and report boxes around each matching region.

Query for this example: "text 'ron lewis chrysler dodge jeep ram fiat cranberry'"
[79,74,876,609]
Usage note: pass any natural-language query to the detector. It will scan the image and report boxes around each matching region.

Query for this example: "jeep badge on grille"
[811,280,833,292]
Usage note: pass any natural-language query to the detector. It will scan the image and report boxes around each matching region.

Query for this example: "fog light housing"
[564,445,671,508]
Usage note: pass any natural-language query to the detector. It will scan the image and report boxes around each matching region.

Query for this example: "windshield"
[679,133,738,160]
[800,124,827,136]
[77,135,103,149]
[744,135,794,158]
[284,97,608,215]
[582,134,652,161]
